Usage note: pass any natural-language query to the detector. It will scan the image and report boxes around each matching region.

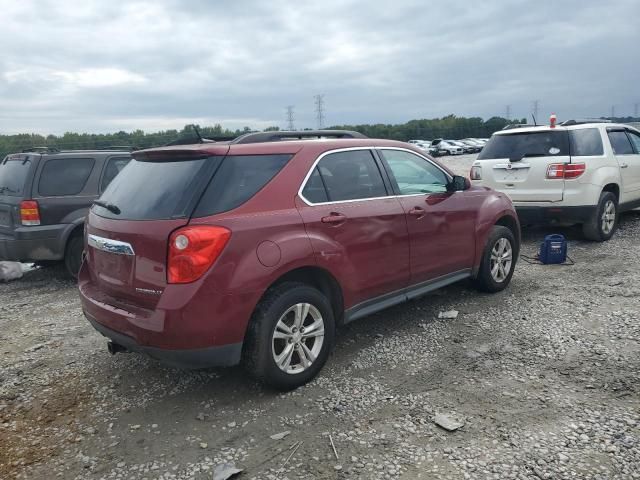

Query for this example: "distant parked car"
[79,130,520,390]
[0,148,132,276]
[432,140,463,155]
[447,140,476,154]
[471,121,640,241]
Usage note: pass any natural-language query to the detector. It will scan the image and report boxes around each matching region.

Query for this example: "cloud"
[0,0,638,134]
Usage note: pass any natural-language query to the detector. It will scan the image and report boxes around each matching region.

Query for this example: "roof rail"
[501,124,537,130]
[21,146,60,153]
[93,145,138,151]
[559,119,612,126]
[230,130,367,144]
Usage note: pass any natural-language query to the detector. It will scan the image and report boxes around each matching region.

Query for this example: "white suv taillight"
[546,163,586,180]
[470,165,482,180]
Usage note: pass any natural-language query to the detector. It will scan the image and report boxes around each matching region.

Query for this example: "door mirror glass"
[448,175,469,192]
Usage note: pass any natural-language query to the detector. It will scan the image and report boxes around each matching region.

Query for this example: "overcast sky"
[0,0,638,134]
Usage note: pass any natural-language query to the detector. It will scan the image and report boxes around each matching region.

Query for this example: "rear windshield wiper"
[93,200,121,215]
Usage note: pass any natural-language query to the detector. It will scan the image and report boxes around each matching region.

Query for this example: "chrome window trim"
[88,234,135,256]
[297,146,453,206]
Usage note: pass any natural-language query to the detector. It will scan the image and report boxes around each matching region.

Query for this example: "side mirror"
[448,175,469,192]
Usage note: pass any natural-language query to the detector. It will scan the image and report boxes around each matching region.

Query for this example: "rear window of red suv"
[93,154,292,220]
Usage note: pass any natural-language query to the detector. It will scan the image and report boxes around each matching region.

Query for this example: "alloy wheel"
[272,303,325,375]
[601,200,616,235]
[490,237,513,283]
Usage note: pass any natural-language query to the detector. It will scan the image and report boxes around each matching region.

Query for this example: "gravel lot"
[1,154,639,479]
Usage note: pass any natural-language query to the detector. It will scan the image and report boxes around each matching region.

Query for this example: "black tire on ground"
[242,282,335,391]
[64,232,84,279]
[582,191,618,242]
[473,225,517,293]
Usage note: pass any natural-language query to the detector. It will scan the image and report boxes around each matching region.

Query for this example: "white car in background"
[434,140,464,155]
[470,121,640,241]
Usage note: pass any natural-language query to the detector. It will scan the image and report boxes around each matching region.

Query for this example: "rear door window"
[38,158,95,196]
[312,150,387,202]
[301,168,329,203]
[100,157,131,192]
[95,157,222,220]
[478,131,569,160]
[607,131,634,155]
[193,154,292,217]
[0,158,31,196]
[625,130,640,153]
[569,128,604,156]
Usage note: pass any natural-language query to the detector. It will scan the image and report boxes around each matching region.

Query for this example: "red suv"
[79,130,520,390]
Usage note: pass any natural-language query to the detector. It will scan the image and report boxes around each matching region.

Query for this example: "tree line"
[2,115,638,158]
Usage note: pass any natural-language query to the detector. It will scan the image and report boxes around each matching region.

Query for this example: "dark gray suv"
[0,148,131,276]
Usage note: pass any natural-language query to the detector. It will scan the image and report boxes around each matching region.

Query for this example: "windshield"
[478,131,569,160]
[0,158,31,196]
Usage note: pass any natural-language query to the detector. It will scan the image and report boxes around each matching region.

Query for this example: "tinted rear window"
[39,158,95,196]
[569,128,603,156]
[193,154,292,217]
[0,159,31,196]
[478,131,569,160]
[94,157,222,220]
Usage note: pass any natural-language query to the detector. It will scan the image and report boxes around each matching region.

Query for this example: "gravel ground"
[1,154,639,479]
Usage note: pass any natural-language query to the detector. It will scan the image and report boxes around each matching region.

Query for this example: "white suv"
[470,121,640,241]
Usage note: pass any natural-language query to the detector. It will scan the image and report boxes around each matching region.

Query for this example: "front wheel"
[582,192,617,242]
[474,226,517,293]
[243,282,335,391]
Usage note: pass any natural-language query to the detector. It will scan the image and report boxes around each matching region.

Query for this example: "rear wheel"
[243,282,335,391]
[582,192,617,242]
[474,226,517,293]
[64,232,84,279]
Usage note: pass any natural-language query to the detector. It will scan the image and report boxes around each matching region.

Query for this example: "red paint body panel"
[79,139,520,364]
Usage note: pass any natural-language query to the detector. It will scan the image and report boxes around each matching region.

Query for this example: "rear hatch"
[84,146,229,309]
[474,129,570,202]
[0,155,36,237]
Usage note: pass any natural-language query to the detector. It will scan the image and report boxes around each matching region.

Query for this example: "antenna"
[191,124,203,143]
[531,114,537,126]
[314,94,325,129]
[286,106,295,131]
[532,100,539,120]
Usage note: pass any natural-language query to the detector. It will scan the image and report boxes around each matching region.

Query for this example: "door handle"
[321,212,347,224]
[408,207,426,217]
[620,163,629,168]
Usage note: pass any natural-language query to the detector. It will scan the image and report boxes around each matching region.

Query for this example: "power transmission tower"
[610,105,615,119]
[532,100,539,120]
[286,106,295,131]
[314,94,325,129]
[505,105,511,121]
[634,102,639,118]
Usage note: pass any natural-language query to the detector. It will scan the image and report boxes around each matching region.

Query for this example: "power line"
[286,105,295,131]
[314,94,325,129]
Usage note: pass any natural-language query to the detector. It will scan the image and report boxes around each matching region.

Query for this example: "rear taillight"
[470,165,482,180]
[546,163,586,180]
[168,226,231,284]
[20,200,41,226]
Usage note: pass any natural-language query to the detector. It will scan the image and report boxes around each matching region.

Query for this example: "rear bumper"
[0,224,68,261]
[515,205,595,225]
[85,312,242,368]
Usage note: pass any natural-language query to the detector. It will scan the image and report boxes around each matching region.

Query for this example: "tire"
[242,282,335,391]
[473,225,517,293]
[582,192,618,242]
[64,233,84,279]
